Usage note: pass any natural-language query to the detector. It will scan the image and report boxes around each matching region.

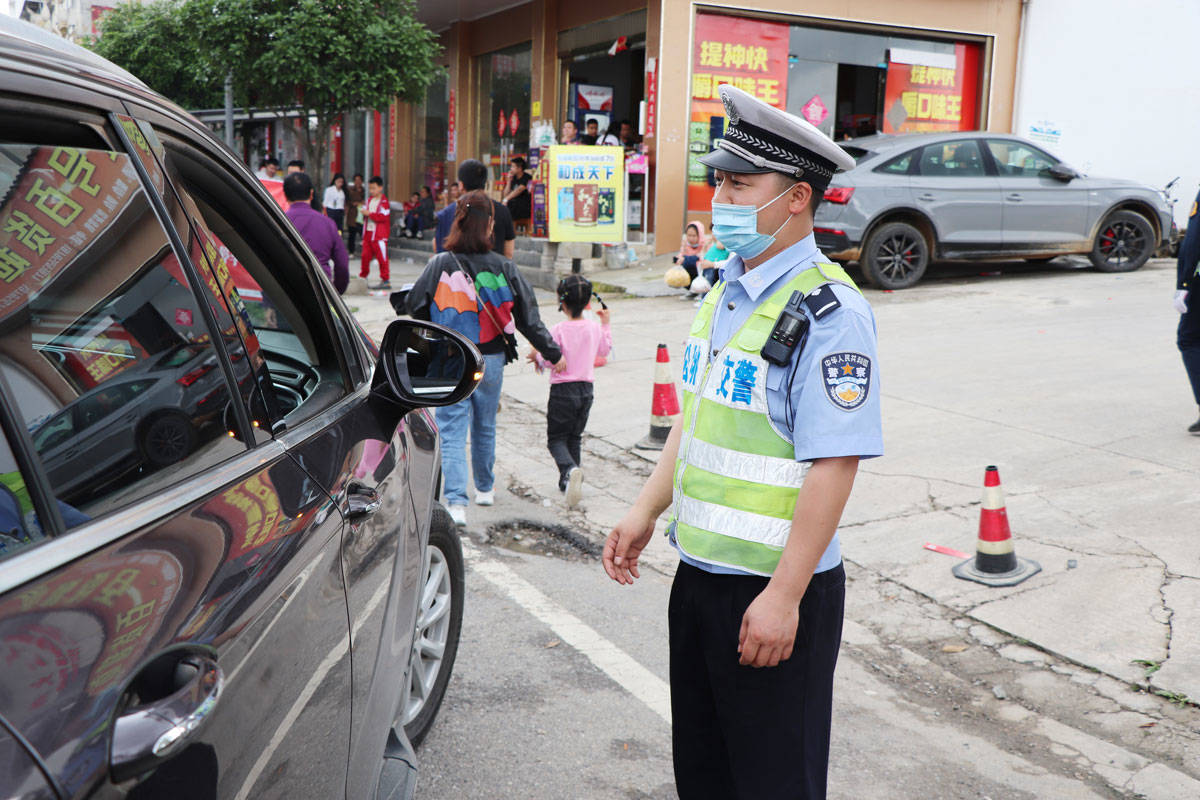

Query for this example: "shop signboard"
[881,44,981,134]
[645,57,658,138]
[547,145,625,243]
[447,89,457,161]
[688,13,789,215]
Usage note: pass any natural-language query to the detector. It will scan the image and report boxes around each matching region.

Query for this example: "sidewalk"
[347,257,1200,716]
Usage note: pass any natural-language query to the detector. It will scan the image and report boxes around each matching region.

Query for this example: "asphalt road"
[354,256,1200,800]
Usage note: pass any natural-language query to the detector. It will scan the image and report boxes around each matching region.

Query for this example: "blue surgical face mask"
[710,181,797,260]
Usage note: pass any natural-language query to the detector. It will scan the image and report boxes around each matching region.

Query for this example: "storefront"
[476,43,533,190]
[686,10,989,219]
[404,0,1022,257]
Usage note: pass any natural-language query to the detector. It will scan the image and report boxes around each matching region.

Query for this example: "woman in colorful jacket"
[406,190,563,527]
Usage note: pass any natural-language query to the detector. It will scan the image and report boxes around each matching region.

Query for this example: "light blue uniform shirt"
[671,234,884,576]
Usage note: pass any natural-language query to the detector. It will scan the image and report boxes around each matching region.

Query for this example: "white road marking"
[463,541,672,724]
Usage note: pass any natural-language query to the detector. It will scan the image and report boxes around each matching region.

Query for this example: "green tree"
[88,1,223,109]
[90,0,441,177]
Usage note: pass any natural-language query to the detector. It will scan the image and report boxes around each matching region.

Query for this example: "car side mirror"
[1045,163,1077,182]
[371,319,483,410]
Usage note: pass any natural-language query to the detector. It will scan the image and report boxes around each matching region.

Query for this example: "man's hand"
[603,507,656,585]
[738,586,800,667]
[1175,289,1189,314]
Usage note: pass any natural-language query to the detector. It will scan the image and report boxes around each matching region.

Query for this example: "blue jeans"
[436,351,506,506]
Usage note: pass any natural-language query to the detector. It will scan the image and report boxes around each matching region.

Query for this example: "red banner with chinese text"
[688,14,789,215]
[881,43,981,134]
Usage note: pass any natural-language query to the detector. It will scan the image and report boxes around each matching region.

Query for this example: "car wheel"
[401,503,464,748]
[862,221,930,289]
[1089,210,1154,272]
[140,412,196,467]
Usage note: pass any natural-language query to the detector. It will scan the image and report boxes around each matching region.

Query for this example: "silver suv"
[814,131,1172,289]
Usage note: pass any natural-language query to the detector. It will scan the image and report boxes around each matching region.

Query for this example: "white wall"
[1014,0,1200,226]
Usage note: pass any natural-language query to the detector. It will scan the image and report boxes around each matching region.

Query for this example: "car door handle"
[110,652,223,783]
[917,193,936,202]
[1006,193,1023,201]
[346,482,382,522]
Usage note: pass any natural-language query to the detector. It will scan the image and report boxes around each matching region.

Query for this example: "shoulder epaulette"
[802,284,841,320]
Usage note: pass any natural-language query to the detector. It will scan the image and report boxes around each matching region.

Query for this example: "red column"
[372,111,382,178]
[331,118,343,175]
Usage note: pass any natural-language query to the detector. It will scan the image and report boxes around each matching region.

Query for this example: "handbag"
[447,252,521,364]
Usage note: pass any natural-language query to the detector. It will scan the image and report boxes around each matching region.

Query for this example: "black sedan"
[0,16,477,799]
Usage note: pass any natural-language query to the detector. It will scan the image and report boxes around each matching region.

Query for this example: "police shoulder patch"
[821,352,871,411]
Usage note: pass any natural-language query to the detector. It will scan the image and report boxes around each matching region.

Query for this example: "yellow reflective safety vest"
[670,262,861,576]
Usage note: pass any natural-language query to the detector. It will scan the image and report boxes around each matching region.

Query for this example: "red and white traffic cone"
[952,465,1041,587]
[635,343,681,450]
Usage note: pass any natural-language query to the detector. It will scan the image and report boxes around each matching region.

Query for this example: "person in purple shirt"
[283,172,349,294]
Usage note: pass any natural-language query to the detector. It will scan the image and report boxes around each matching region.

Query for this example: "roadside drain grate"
[487,519,601,560]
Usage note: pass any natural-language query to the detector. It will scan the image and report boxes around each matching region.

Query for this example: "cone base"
[635,433,667,450]
[952,556,1041,587]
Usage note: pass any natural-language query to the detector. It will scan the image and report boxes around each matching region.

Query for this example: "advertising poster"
[688,14,790,216]
[547,146,625,243]
[882,43,981,134]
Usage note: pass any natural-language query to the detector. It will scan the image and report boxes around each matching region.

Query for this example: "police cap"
[699,84,855,190]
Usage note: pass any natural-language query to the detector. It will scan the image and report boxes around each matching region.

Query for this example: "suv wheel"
[1089,210,1154,272]
[862,221,930,289]
[401,503,464,747]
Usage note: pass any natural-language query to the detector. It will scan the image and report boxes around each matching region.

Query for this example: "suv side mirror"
[1045,163,1077,182]
[372,319,483,409]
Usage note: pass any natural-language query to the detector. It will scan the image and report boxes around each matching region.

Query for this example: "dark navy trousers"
[669,560,845,800]
[1179,305,1200,406]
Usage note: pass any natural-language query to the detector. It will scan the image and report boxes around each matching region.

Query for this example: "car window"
[986,139,1057,177]
[149,131,349,427]
[876,151,915,174]
[115,116,276,442]
[842,146,872,164]
[326,299,366,386]
[0,139,247,529]
[917,140,986,177]
[0,429,47,562]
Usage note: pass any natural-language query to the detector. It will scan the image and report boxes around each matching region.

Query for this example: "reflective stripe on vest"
[671,260,860,576]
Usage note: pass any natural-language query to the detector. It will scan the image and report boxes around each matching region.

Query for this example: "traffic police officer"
[1175,185,1200,434]
[603,84,883,799]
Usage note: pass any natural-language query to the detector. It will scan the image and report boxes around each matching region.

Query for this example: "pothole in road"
[487,519,600,561]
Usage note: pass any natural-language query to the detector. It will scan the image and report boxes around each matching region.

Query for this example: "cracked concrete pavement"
[352,254,1199,790]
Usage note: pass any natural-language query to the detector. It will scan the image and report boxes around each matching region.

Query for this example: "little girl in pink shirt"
[528,274,612,507]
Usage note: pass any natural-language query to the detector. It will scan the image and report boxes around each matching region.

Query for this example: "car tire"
[139,412,196,467]
[401,503,464,748]
[1089,210,1154,272]
[862,221,930,289]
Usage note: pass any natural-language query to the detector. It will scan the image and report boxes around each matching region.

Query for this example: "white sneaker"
[475,490,494,506]
[565,467,583,508]
[448,505,467,526]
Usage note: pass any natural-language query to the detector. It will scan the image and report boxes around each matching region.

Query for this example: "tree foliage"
[88,0,442,175]
[88,1,223,109]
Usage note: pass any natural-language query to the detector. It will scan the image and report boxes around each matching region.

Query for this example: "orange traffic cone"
[635,343,681,450]
[952,466,1041,587]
